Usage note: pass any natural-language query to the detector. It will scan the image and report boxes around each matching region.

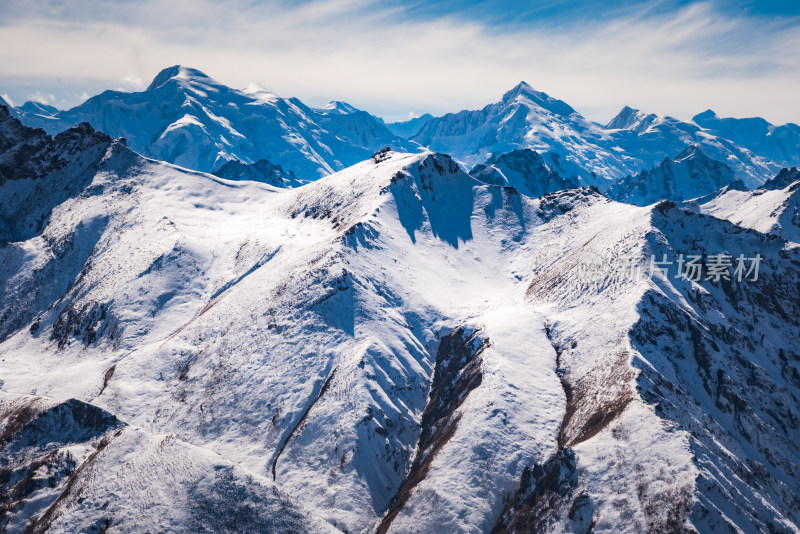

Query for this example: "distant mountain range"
[412,82,784,188]
[6,66,419,179]
[385,113,434,138]
[469,148,580,197]
[6,67,799,191]
[607,145,745,204]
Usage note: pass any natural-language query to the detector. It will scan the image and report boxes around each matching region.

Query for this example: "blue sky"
[387,0,800,23]
[1,0,798,124]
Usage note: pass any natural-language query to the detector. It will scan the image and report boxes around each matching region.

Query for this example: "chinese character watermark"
[576,252,762,284]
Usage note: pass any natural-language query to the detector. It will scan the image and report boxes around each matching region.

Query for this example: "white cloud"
[28,90,56,105]
[0,93,14,107]
[122,73,145,91]
[0,0,798,124]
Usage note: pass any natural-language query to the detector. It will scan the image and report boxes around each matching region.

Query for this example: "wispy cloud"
[122,73,146,91]
[28,89,56,105]
[0,0,798,123]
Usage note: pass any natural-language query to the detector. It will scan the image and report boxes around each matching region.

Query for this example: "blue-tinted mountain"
[607,145,744,204]
[386,113,434,138]
[14,66,420,178]
[693,109,800,168]
[469,148,580,197]
[213,158,305,188]
[413,84,782,188]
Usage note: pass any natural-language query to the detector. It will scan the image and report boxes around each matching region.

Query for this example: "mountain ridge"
[2,70,800,534]
[607,144,744,204]
[10,66,420,179]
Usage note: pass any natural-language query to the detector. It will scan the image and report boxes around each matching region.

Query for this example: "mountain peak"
[19,101,59,116]
[605,106,660,132]
[693,109,717,123]
[242,82,279,102]
[146,65,216,91]
[501,82,576,116]
[674,144,710,163]
[511,80,534,92]
[760,167,800,191]
[606,106,638,128]
[501,81,539,102]
[319,101,360,115]
[605,106,638,128]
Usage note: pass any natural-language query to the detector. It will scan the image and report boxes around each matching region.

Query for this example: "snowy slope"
[1,114,800,533]
[0,394,338,533]
[700,167,800,244]
[469,148,580,197]
[16,102,60,117]
[310,102,409,156]
[13,66,419,178]
[3,101,62,131]
[413,84,781,188]
[607,145,745,205]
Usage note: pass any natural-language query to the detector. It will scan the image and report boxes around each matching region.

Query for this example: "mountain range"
[7,66,418,179]
[2,67,800,534]
[7,67,800,192]
[469,148,581,197]
[607,145,746,204]
[412,83,782,189]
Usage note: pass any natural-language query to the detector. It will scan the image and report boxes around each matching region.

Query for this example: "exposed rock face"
[213,158,305,188]
[470,148,581,197]
[378,326,487,534]
[607,145,744,204]
[0,106,119,242]
[1,115,800,533]
[762,167,800,191]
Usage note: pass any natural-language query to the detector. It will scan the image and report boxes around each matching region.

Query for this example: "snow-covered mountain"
[11,66,419,179]
[0,106,122,243]
[310,101,406,156]
[700,167,800,244]
[602,105,657,132]
[603,106,781,189]
[16,101,60,118]
[0,396,338,533]
[5,103,63,137]
[413,82,619,186]
[469,148,580,197]
[2,110,799,533]
[6,74,794,192]
[763,166,800,190]
[212,158,305,188]
[386,114,434,139]
[413,83,781,188]
[693,110,800,169]
[607,145,745,204]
